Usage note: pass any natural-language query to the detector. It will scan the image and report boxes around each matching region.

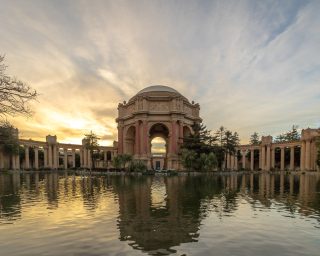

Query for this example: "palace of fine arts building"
[1,1,320,255]
[1,85,319,172]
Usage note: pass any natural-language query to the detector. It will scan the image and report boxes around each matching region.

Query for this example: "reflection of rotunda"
[116,85,201,169]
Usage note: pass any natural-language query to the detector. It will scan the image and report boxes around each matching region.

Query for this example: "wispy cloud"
[0,0,319,144]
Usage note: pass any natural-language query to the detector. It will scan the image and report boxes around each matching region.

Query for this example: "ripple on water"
[0,172,320,256]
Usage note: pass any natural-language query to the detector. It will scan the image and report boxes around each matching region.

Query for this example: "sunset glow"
[1,0,319,144]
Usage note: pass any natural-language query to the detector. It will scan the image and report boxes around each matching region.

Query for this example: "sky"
[0,0,319,146]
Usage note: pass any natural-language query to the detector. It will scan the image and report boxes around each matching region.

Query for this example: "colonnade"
[226,129,319,171]
[0,135,117,170]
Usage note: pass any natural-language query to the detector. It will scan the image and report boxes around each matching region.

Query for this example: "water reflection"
[0,172,319,255]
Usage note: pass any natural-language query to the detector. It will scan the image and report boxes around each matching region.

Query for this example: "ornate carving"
[183,105,192,115]
[149,102,169,111]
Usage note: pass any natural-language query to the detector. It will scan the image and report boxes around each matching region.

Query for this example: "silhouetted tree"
[0,56,37,118]
[274,125,300,142]
[250,132,260,145]
[83,131,100,170]
[0,121,19,167]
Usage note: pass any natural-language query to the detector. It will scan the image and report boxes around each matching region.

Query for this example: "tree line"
[180,123,239,171]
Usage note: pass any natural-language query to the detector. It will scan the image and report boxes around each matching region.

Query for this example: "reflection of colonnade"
[0,135,117,170]
[225,128,320,171]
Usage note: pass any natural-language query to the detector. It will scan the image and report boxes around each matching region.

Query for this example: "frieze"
[149,102,170,112]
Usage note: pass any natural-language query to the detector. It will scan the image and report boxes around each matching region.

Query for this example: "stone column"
[242,150,246,169]
[311,141,315,170]
[34,147,39,170]
[290,146,295,170]
[234,154,238,171]
[72,149,76,168]
[16,154,20,170]
[230,155,234,170]
[64,149,68,170]
[261,146,266,170]
[44,148,48,168]
[12,155,16,170]
[48,145,52,168]
[87,150,91,168]
[300,141,305,171]
[227,153,230,169]
[143,120,148,155]
[118,125,123,154]
[179,121,183,144]
[266,145,271,171]
[250,150,254,171]
[53,145,58,169]
[259,149,262,169]
[280,147,285,170]
[25,146,30,169]
[305,140,311,170]
[135,121,140,156]
[84,148,88,167]
[171,121,177,154]
[80,149,83,167]
[271,148,275,168]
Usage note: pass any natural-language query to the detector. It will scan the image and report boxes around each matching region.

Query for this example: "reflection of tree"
[80,176,103,211]
[0,173,21,223]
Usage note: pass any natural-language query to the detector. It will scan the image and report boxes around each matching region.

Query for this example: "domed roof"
[136,85,181,95]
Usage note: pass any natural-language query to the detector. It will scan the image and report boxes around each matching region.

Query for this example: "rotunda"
[116,85,201,170]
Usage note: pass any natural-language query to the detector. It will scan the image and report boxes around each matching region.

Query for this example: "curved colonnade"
[0,135,117,170]
[226,128,319,171]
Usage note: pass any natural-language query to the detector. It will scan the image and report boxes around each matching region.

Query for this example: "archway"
[183,125,192,138]
[124,126,136,155]
[149,123,169,170]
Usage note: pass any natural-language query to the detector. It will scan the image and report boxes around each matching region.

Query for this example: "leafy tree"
[128,160,147,172]
[112,155,122,170]
[286,125,300,141]
[180,149,197,171]
[199,152,217,171]
[182,122,217,154]
[83,131,100,170]
[0,56,37,118]
[181,122,239,171]
[250,132,260,145]
[0,121,19,156]
[112,154,133,171]
[121,154,132,170]
[213,127,239,169]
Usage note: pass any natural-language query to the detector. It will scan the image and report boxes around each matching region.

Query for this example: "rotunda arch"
[124,125,136,155]
[149,123,170,169]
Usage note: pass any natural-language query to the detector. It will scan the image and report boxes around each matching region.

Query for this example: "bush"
[129,160,147,172]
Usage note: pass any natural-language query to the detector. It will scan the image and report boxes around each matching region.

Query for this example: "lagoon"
[0,171,319,255]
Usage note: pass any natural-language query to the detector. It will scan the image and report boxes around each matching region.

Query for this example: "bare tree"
[0,55,37,119]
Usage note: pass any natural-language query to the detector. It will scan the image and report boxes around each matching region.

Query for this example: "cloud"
[0,0,319,145]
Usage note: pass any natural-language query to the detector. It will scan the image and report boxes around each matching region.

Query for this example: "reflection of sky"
[151,177,167,208]
[0,173,320,255]
[1,0,320,144]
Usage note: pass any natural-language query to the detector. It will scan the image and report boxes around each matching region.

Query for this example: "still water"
[0,172,319,256]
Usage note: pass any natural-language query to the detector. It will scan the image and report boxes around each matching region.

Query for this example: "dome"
[136,85,181,95]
